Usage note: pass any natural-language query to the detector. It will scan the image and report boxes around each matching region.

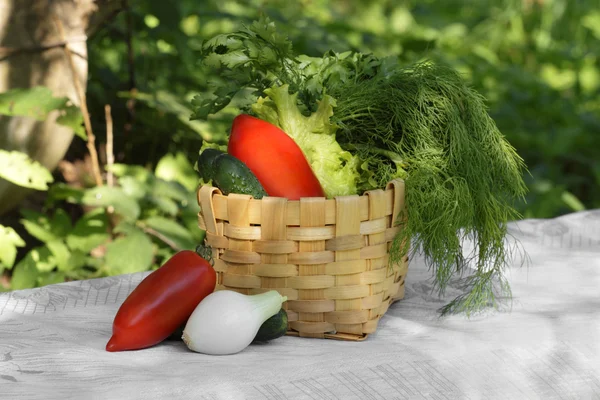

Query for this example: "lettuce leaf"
[251,84,361,197]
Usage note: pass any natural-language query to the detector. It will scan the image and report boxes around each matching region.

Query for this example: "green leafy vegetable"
[190,17,387,120]
[191,16,300,120]
[252,84,361,197]
[329,62,528,313]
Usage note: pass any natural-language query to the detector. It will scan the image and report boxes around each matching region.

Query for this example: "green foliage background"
[1,0,599,290]
[88,0,600,218]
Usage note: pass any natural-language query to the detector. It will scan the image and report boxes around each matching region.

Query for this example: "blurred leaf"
[20,209,73,244]
[540,64,576,90]
[0,86,65,118]
[579,59,600,94]
[12,246,56,289]
[118,176,148,199]
[157,39,176,54]
[10,253,39,290]
[122,91,221,142]
[37,271,66,287]
[113,221,139,236]
[144,14,160,28]
[581,11,600,39]
[0,150,53,190]
[154,246,176,270]
[107,164,152,181]
[0,225,25,269]
[46,240,71,272]
[82,186,141,221]
[155,152,199,191]
[20,210,58,243]
[148,195,179,216]
[183,221,205,242]
[0,86,84,139]
[181,15,200,36]
[50,209,73,237]
[80,257,103,274]
[561,191,586,212]
[142,216,196,250]
[152,179,189,202]
[64,250,87,273]
[46,183,84,206]
[104,229,154,275]
[180,191,202,238]
[31,246,56,273]
[472,44,499,65]
[66,209,110,253]
[56,105,86,140]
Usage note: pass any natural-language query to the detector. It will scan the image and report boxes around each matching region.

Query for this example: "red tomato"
[106,250,216,352]
[228,114,325,200]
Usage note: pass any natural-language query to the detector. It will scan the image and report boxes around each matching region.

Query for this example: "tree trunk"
[0,0,122,215]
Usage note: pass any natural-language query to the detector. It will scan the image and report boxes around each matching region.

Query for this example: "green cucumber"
[212,154,267,199]
[195,243,214,265]
[253,308,288,342]
[197,148,225,182]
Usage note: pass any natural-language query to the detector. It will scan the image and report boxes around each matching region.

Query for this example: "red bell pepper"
[106,250,216,352]
[228,114,325,200]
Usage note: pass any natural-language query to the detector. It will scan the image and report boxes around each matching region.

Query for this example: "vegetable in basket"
[197,148,225,182]
[191,17,528,316]
[212,153,268,199]
[197,147,268,198]
[106,250,216,352]
[197,115,324,199]
[228,114,325,200]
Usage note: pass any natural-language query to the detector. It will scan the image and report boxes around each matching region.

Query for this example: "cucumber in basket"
[212,153,267,199]
[253,308,288,343]
[197,148,225,182]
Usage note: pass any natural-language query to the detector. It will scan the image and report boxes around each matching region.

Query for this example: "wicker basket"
[197,179,409,341]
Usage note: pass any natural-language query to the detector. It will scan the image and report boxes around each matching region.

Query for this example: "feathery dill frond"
[330,61,528,315]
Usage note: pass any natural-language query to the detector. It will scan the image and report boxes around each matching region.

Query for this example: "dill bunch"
[329,61,528,315]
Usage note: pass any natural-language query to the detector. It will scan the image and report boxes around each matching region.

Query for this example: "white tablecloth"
[1,210,600,400]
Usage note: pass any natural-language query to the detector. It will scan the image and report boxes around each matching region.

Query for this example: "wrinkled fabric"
[1,210,599,400]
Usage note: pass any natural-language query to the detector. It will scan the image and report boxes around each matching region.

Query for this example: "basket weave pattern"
[197,179,409,341]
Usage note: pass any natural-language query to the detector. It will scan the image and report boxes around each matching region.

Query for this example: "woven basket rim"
[198,178,405,202]
[196,178,405,211]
